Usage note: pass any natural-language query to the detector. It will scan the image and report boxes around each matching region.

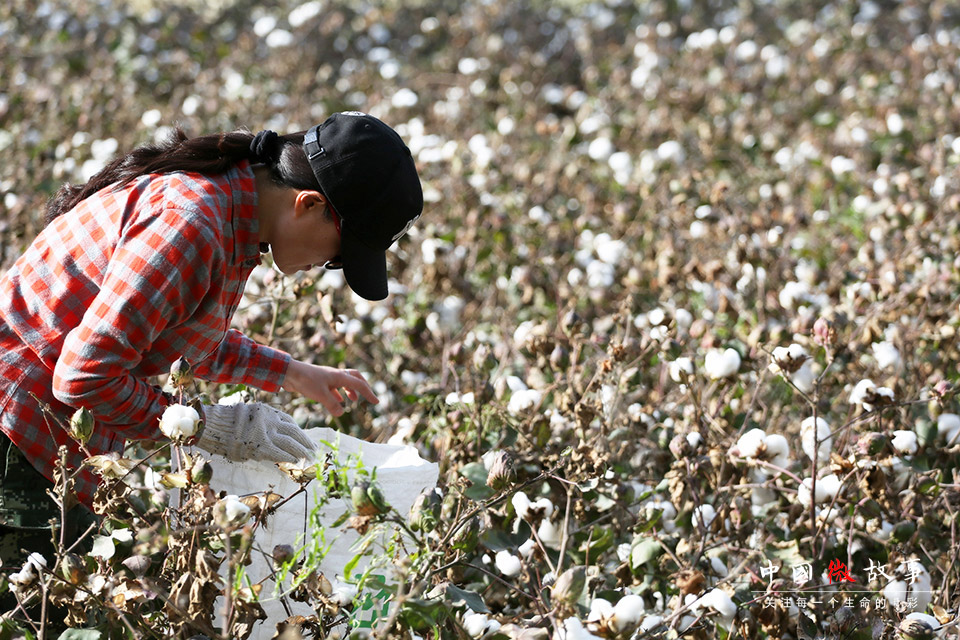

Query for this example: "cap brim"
[341,229,389,301]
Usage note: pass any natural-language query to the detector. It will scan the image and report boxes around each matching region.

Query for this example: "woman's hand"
[282,359,380,417]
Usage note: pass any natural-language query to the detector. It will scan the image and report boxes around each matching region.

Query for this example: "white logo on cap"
[392,213,421,242]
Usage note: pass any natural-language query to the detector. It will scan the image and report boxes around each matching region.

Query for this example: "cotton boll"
[886,112,904,135]
[463,611,500,638]
[693,504,716,529]
[587,598,614,623]
[554,617,604,640]
[518,538,537,558]
[778,281,810,309]
[891,430,918,455]
[140,109,162,127]
[692,589,737,626]
[668,357,694,383]
[7,553,46,592]
[330,580,358,607]
[883,580,907,608]
[872,341,901,370]
[495,550,522,577]
[612,594,646,632]
[673,308,693,331]
[216,494,251,527]
[938,413,960,444]
[817,474,841,498]
[902,560,933,611]
[586,260,615,288]
[538,519,563,548]
[763,434,790,469]
[159,404,201,439]
[588,137,615,161]
[507,389,542,416]
[869,387,895,410]
[791,360,816,394]
[704,348,741,379]
[800,416,832,462]
[594,235,627,266]
[656,140,685,164]
[709,553,729,578]
[512,492,532,520]
[797,474,840,507]
[849,379,876,406]
[735,429,767,458]
[904,612,941,631]
[532,498,555,519]
[751,478,778,513]
[639,615,663,632]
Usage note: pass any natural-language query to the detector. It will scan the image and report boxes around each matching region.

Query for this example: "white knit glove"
[197,403,317,463]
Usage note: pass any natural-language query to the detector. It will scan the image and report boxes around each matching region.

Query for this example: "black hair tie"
[249,130,280,164]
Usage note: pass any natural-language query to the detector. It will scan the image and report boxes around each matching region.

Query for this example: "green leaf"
[630,538,661,570]
[580,526,615,557]
[2,618,35,640]
[399,597,448,631]
[480,527,529,552]
[459,462,493,500]
[343,553,361,580]
[766,540,807,568]
[443,583,488,612]
[916,419,937,448]
[89,536,116,560]
[56,630,102,640]
[798,612,819,639]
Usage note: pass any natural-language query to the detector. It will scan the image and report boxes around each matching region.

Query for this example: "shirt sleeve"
[52,206,218,440]
[193,330,291,391]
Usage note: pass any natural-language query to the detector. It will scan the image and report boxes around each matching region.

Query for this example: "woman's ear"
[294,190,325,218]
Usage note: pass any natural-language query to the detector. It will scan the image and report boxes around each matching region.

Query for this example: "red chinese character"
[828,559,857,584]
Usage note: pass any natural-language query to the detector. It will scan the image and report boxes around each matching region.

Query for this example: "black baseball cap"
[303,112,423,301]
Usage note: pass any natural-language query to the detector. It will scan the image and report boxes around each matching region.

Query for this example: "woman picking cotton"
[0,112,423,570]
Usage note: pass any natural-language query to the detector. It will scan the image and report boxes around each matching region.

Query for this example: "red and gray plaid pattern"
[0,161,291,505]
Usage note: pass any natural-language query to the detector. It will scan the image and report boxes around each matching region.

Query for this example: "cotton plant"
[507,388,543,416]
[553,617,603,640]
[585,594,646,636]
[463,611,502,638]
[796,474,842,507]
[668,357,694,383]
[512,491,563,550]
[883,559,934,612]
[849,378,895,411]
[6,552,47,593]
[769,343,809,376]
[494,550,523,577]
[704,347,741,380]
[689,588,737,628]
[640,495,678,532]
[158,403,201,440]
[871,339,901,370]
[731,428,790,473]
[800,416,832,462]
[213,494,252,528]
[938,413,960,445]
[891,429,919,455]
[692,503,717,530]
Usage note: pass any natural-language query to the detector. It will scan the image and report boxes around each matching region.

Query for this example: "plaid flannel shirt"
[0,161,291,507]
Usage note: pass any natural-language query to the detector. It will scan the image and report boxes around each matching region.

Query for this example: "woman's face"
[269,192,341,275]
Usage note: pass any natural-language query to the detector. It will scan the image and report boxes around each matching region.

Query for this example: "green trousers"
[1,431,97,619]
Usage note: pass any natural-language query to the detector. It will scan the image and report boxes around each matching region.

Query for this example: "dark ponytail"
[45,127,321,224]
